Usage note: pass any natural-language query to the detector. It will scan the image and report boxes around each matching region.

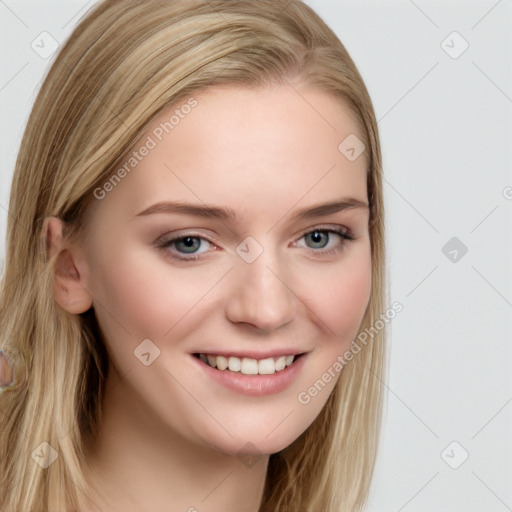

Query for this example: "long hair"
[0,1,387,510]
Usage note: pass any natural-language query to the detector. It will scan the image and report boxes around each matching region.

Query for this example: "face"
[79,84,371,456]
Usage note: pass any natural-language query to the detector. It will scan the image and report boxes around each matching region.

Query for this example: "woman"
[0,1,387,510]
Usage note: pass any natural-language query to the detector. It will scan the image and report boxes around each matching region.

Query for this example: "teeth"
[228,356,241,372]
[240,358,258,375]
[216,355,228,371]
[198,353,297,375]
[258,358,275,375]
[275,356,286,371]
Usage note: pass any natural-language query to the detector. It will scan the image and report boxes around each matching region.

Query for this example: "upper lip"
[192,349,308,359]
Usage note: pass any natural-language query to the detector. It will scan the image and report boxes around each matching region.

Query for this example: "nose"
[225,248,296,333]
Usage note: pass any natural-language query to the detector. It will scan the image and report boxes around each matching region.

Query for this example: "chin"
[197,414,313,458]
[207,435,294,458]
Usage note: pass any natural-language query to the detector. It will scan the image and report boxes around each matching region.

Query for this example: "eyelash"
[155,226,354,262]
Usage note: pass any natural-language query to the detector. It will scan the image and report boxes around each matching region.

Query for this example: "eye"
[304,231,331,249]
[295,227,353,255]
[155,226,354,262]
[174,236,205,254]
[156,234,215,260]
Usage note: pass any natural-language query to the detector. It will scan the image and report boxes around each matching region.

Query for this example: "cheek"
[88,246,228,339]
[306,252,372,339]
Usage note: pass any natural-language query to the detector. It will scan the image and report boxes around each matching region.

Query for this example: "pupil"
[308,231,328,248]
[178,237,200,253]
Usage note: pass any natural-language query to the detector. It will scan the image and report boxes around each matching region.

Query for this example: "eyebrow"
[135,198,369,222]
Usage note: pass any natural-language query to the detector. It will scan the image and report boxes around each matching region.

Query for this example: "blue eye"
[304,230,330,249]
[158,235,213,260]
[298,228,352,254]
[156,226,353,262]
[174,236,203,254]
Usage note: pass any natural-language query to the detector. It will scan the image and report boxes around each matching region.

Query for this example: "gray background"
[1,1,511,510]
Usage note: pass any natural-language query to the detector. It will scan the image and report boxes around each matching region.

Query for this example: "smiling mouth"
[193,353,305,375]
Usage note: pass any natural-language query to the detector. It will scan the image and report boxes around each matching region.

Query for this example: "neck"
[80,367,269,512]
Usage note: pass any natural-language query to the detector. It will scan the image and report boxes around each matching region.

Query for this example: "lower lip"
[191,354,307,396]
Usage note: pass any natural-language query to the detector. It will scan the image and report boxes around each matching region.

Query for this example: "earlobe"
[42,216,93,314]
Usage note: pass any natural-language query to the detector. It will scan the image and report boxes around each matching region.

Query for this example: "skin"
[45,84,372,512]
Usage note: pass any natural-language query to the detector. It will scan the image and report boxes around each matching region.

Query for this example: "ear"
[42,216,93,314]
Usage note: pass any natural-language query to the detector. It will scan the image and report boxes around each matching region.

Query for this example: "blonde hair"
[0,1,387,510]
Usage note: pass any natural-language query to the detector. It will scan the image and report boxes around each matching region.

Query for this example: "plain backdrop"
[1,1,511,510]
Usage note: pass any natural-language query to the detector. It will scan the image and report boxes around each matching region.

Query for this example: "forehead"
[90,85,368,225]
